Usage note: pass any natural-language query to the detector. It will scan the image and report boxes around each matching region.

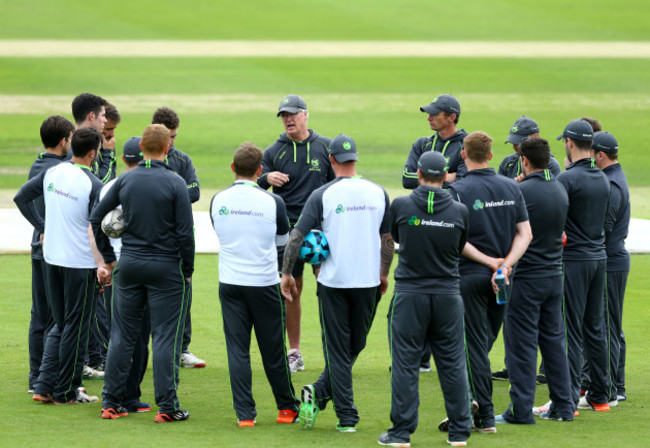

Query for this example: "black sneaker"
[102,407,128,419]
[536,374,548,385]
[491,368,509,381]
[378,432,411,447]
[154,410,190,423]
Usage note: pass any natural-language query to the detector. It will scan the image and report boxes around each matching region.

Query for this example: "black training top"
[498,153,562,179]
[257,129,334,225]
[90,159,195,277]
[516,170,569,278]
[556,158,610,262]
[603,163,630,271]
[390,185,469,294]
[447,168,529,277]
[402,129,468,189]
[27,152,66,259]
[166,146,200,203]
[94,147,117,184]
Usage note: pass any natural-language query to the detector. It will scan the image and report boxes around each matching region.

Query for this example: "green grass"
[1,253,649,447]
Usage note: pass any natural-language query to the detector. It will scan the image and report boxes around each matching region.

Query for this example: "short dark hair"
[234,142,263,177]
[519,137,551,170]
[104,104,121,123]
[444,111,459,125]
[580,116,602,132]
[420,172,445,184]
[152,107,180,130]
[71,127,102,158]
[594,150,618,161]
[71,93,108,124]
[40,115,75,149]
[566,137,592,151]
[463,131,492,163]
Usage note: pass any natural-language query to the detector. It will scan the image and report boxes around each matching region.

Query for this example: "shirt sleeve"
[515,189,529,223]
[389,199,400,244]
[549,157,562,178]
[402,138,425,190]
[379,188,391,234]
[174,181,196,278]
[13,170,47,234]
[274,194,290,247]
[257,147,274,190]
[497,157,509,176]
[605,184,623,233]
[89,178,120,264]
[294,188,324,235]
[93,148,116,184]
[458,203,470,254]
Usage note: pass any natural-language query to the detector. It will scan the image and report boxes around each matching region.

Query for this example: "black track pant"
[312,284,379,427]
[387,291,472,443]
[219,282,300,421]
[29,258,52,390]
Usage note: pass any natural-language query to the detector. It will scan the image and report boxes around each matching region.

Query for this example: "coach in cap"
[402,94,468,189]
[555,120,612,412]
[498,116,562,182]
[592,131,630,404]
[258,94,335,373]
[379,151,471,447]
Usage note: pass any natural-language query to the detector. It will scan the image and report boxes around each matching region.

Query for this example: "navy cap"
[328,134,358,163]
[592,131,618,154]
[420,94,461,117]
[123,136,144,162]
[556,119,593,142]
[505,116,540,145]
[418,151,448,176]
[277,94,307,117]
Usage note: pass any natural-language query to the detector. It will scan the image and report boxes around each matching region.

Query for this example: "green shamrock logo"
[219,206,229,215]
[47,183,54,192]
[336,204,345,214]
[408,216,421,226]
[473,200,484,211]
[342,141,352,150]
[511,125,519,133]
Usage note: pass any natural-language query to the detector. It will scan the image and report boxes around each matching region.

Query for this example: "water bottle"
[495,268,508,305]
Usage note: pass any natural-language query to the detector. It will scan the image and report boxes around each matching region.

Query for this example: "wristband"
[499,264,510,273]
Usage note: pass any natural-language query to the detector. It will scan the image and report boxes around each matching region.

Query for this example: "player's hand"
[280,274,297,302]
[97,266,112,286]
[491,265,511,293]
[267,171,290,187]
[186,277,192,284]
[379,275,389,295]
[514,173,525,183]
[39,233,44,246]
[103,135,116,150]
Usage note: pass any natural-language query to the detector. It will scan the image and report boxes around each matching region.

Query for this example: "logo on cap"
[47,183,54,192]
[342,141,352,150]
[473,200,484,211]
[511,125,519,133]
[433,97,439,103]
[283,98,291,104]
[219,206,229,216]
[408,216,421,226]
[336,204,345,214]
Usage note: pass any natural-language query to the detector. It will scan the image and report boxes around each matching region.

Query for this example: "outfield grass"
[1,253,649,447]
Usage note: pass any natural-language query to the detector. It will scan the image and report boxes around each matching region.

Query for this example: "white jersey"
[210,180,290,287]
[42,162,103,268]
[296,177,390,288]
[99,178,122,259]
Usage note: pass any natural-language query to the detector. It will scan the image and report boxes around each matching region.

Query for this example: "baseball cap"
[592,131,618,154]
[123,136,144,162]
[277,94,307,117]
[505,116,540,145]
[328,134,358,163]
[418,151,448,176]
[420,94,461,117]
[556,119,594,142]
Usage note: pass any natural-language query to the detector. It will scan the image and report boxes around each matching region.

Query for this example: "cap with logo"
[123,136,144,162]
[505,115,540,145]
[328,134,358,163]
[277,94,307,117]
[420,94,461,117]
[592,131,618,154]
[417,151,449,176]
[556,119,594,142]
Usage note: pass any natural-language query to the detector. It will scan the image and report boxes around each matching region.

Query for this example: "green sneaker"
[299,385,319,430]
[336,422,356,433]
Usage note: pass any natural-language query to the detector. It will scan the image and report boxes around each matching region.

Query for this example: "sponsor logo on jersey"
[408,215,454,228]
[228,209,264,217]
[47,183,78,201]
[408,216,421,226]
[473,199,515,210]
[309,158,322,172]
[335,204,345,214]
[47,183,54,192]
[219,206,229,215]
[473,200,484,210]
[337,204,378,213]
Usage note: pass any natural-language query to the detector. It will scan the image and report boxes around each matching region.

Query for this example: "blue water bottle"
[495,268,508,305]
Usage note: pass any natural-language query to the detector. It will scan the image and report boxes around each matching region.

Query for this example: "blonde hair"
[464,131,493,163]
[141,124,170,156]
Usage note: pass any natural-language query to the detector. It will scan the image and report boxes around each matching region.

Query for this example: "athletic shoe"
[33,392,54,403]
[609,399,619,407]
[438,417,450,432]
[419,366,432,373]
[90,363,105,373]
[475,426,497,434]
[180,352,206,368]
[238,419,256,427]
[495,414,508,424]
[377,433,411,447]
[491,368,509,381]
[536,374,548,385]
[125,401,152,413]
[55,390,99,404]
[539,409,574,421]
[336,422,356,433]
[617,394,627,402]
[102,407,128,419]
[288,349,305,373]
[83,365,105,379]
[28,388,35,394]
[577,396,610,411]
[299,385,318,429]
[580,389,586,396]
[533,400,552,416]
[447,440,468,447]
[277,409,299,423]
[154,410,190,423]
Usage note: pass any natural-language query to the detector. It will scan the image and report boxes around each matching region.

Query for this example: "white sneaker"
[533,400,552,416]
[609,399,618,407]
[76,390,100,403]
[447,440,468,447]
[181,352,206,368]
[288,349,305,372]
[83,365,104,379]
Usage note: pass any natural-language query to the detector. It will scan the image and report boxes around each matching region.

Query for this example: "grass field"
[1,253,649,448]
[1,1,649,446]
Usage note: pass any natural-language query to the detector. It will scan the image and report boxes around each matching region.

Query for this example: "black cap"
[592,131,618,154]
[556,119,593,142]
[328,134,358,163]
[417,151,448,176]
[277,94,307,117]
[505,116,540,145]
[123,136,144,162]
[420,94,461,117]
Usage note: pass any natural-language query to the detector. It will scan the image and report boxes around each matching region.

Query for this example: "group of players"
[14,92,629,447]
